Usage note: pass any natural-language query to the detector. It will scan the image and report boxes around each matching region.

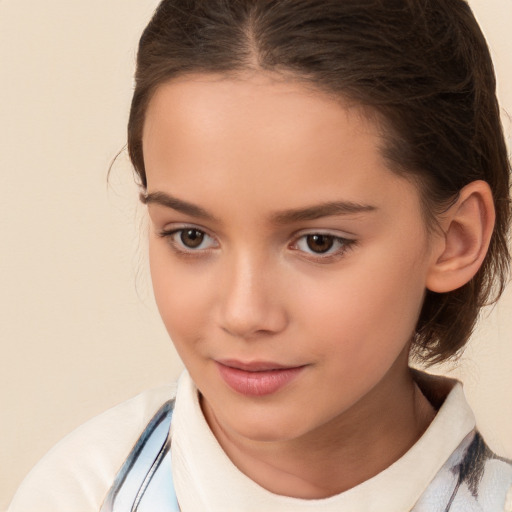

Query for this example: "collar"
[171,370,475,512]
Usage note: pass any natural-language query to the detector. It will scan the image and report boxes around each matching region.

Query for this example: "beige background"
[0,0,511,509]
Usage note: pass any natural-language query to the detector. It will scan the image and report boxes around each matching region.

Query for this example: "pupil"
[181,229,204,248]
[307,234,334,253]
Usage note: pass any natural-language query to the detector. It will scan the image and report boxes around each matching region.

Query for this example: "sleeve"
[7,384,176,512]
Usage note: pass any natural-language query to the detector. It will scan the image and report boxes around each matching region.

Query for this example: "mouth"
[215,359,306,397]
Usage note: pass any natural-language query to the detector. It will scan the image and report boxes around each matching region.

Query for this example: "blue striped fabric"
[100,400,180,512]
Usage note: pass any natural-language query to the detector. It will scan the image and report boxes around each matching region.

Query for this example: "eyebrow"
[270,201,377,224]
[142,191,218,221]
[142,191,376,223]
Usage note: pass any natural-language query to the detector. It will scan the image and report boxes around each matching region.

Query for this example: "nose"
[218,253,288,339]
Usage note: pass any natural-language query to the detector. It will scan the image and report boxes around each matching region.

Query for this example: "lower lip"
[216,363,305,397]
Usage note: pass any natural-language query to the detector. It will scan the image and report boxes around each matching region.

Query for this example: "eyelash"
[290,232,357,262]
[158,227,357,262]
[158,227,219,257]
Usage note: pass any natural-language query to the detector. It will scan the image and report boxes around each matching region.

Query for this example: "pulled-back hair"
[128,0,511,365]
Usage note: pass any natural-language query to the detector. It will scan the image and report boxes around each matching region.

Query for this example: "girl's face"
[143,73,438,443]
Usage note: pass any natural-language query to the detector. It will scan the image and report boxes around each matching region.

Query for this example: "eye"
[303,234,335,253]
[179,229,207,248]
[292,233,355,259]
[159,227,218,253]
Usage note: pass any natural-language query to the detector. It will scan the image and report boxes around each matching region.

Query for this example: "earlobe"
[426,180,495,293]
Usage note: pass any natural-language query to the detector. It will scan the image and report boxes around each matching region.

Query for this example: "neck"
[202,359,436,499]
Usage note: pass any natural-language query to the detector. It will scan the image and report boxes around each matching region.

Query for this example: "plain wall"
[0,0,511,509]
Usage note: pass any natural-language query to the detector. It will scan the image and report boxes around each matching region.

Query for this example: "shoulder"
[8,384,177,512]
[411,372,512,512]
[460,433,512,512]
[422,431,512,512]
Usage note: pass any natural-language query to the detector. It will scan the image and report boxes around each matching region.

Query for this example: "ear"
[426,180,495,293]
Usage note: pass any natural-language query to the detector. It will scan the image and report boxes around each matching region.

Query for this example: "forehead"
[142,73,420,219]
[143,73,375,154]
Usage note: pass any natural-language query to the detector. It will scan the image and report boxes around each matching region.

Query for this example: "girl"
[9,0,512,510]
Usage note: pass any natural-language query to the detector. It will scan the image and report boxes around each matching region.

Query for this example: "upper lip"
[216,359,303,372]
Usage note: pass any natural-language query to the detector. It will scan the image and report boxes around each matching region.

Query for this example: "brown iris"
[180,229,205,248]
[306,234,335,253]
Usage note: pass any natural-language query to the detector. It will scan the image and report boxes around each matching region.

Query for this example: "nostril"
[221,324,279,339]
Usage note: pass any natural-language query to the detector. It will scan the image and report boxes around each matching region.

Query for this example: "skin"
[142,72,442,499]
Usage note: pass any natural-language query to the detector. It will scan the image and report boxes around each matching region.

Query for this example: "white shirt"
[9,372,512,511]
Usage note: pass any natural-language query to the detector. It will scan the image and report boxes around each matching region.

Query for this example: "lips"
[216,359,306,397]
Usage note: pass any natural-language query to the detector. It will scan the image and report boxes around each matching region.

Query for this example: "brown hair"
[128,0,511,365]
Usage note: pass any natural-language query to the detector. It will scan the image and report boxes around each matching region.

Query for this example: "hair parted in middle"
[128,0,511,365]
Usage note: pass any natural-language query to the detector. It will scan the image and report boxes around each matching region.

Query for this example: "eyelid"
[291,227,356,238]
[289,230,357,261]
[158,224,219,254]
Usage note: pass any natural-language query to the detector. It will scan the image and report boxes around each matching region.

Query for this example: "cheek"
[292,249,427,363]
[148,240,209,344]
[289,264,425,408]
